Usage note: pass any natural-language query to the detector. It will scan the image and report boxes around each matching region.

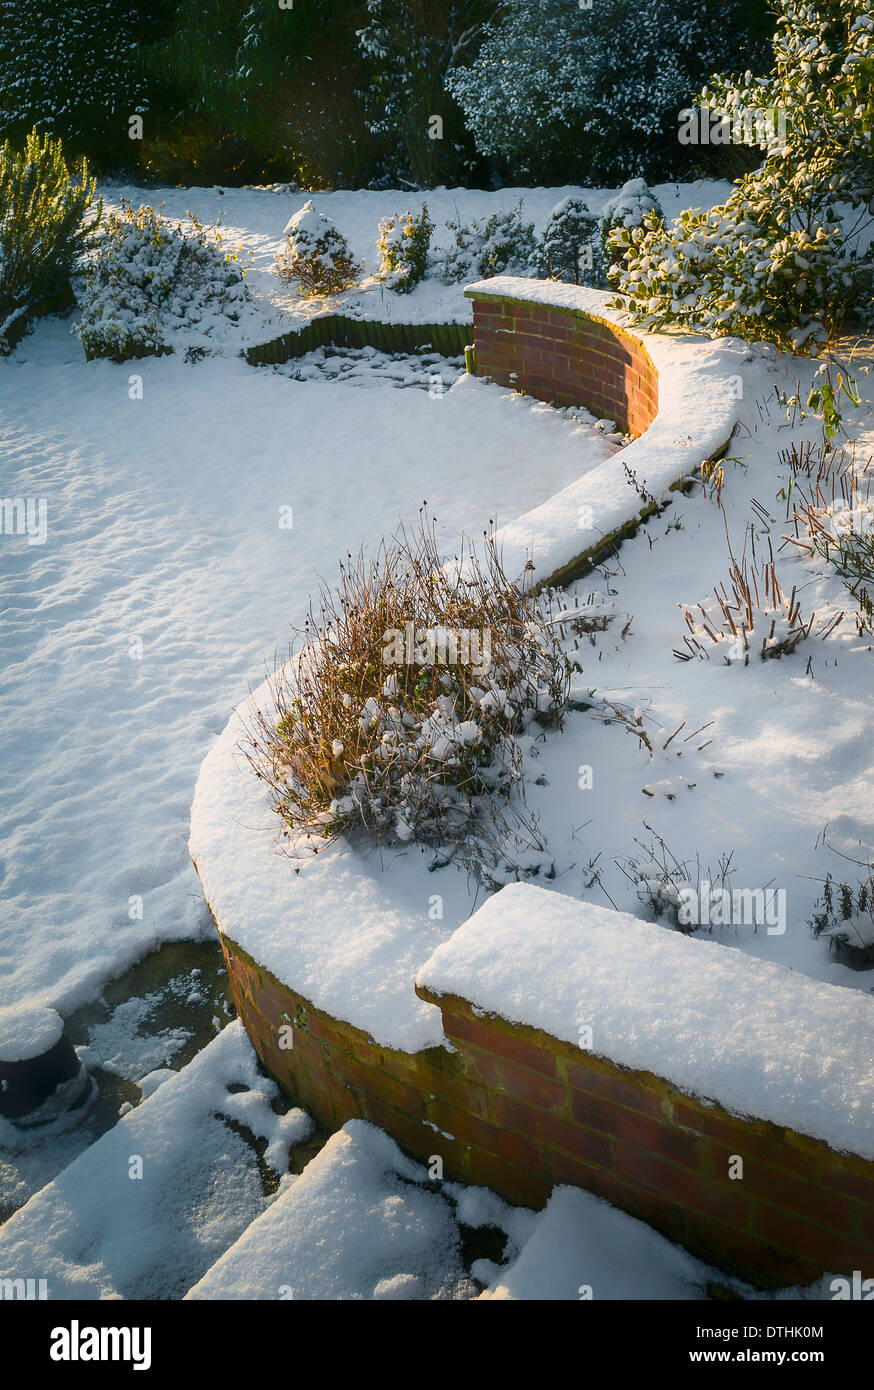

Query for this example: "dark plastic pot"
[0,1007,83,1121]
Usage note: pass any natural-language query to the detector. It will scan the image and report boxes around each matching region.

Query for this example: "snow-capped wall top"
[0,1005,64,1063]
[462,279,745,587]
[417,883,874,1160]
[463,275,630,320]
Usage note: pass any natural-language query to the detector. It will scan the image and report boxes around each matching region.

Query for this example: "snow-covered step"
[187,1117,759,1301]
[0,1024,310,1300]
[186,1120,474,1300]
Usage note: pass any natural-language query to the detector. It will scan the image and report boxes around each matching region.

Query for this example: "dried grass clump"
[675,522,841,664]
[809,867,874,970]
[243,513,574,882]
[781,437,874,633]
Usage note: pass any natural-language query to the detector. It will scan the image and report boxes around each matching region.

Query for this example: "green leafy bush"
[355,0,493,188]
[610,0,874,353]
[73,201,249,361]
[439,200,536,283]
[274,200,360,297]
[0,0,170,169]
[376,205,433,293]
[0,128,99,352]
[445,0,773,186]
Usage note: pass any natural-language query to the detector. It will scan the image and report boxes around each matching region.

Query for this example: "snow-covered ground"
[185,1114,717,1301]
[2,180,871,1299]
[0,331,613,1017]
[524,353,874,985]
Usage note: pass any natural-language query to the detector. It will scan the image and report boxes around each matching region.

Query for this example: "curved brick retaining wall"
[219,927,874,1289]
[456,278,740,593]
[466,289,658,437]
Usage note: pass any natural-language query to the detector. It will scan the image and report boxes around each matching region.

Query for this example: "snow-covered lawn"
[0,328,613,1017]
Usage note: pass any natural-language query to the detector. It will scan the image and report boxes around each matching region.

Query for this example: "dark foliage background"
[0,0,776,187]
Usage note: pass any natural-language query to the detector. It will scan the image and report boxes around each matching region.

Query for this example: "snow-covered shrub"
[611,0,874,352]
[73,202,249,361]
[439,201,537,283]
[274,200,360,297]
[600,180,663,283]
[0,128,99,352]
[529,197,602,287]
[244,515,573,882]
[675,526,839,664]
[810,871,874,969]
[445,0,772,185]
[376,205,433,293]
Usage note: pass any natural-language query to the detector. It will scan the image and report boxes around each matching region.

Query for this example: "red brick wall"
[221,934,874,1289]
[469,294,658,438]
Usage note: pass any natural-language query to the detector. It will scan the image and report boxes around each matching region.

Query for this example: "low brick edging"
[220,931,874,1289]
[243,316,470,366]
[467,292,658,438]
